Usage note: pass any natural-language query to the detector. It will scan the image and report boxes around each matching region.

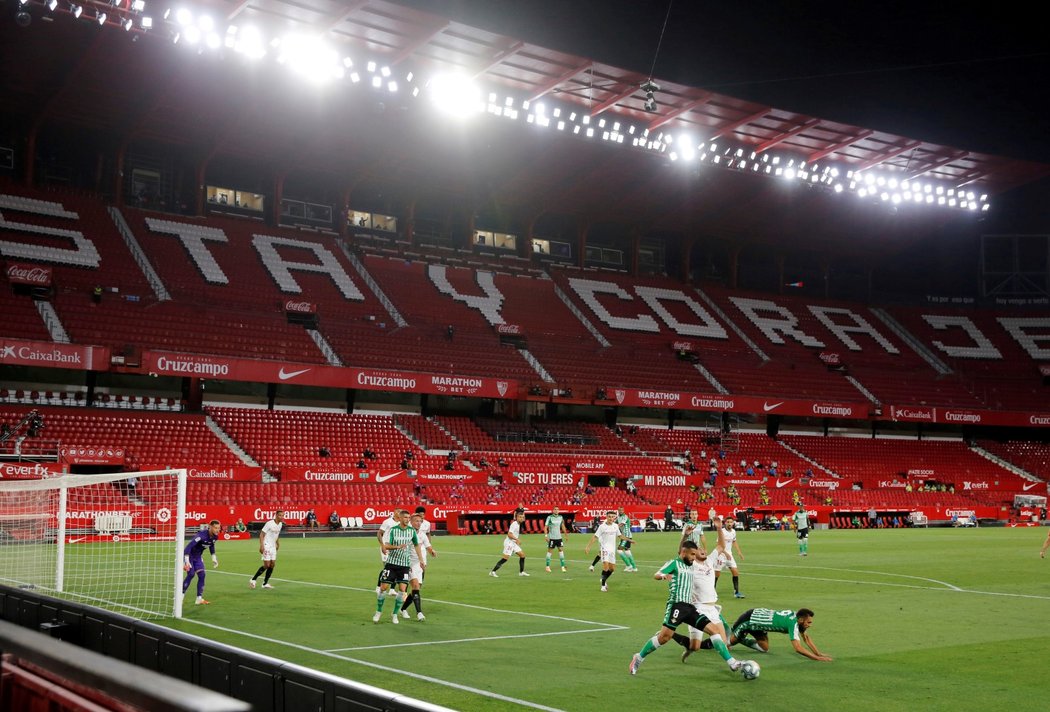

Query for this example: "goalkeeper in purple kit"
[183,519,221,605]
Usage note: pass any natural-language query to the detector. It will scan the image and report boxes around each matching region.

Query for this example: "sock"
[619,551,631,567]
[181,570,193,593]
[546,552,552,566]
[699,638,713,649]
[394,592,404,612]
[252,566,265,581]
[376,592,385,612]
[708,634,732,662]
[559,552,566,567]
[671,633,691,649]
[493,558,506,572]
[732,575,740,594]
[591,555,601,567]
[639,635,663,659]
[196,572,206,597]
[519,557,526,573]
[601,569,612,585]
[263,567,273,584]
[627,552,637,568]
[803,539,808,553]
[401,592,413,612]
[412,591,422,613]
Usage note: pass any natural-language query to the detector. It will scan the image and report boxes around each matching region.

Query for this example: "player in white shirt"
[249,510,284,589]
[398,512,436,621]
[716,515,745,598]
[585,511,624,592]
[414,506,431,539]
[490,509,529,577]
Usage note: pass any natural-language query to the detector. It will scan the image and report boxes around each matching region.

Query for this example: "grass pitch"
[160,527,1050,711]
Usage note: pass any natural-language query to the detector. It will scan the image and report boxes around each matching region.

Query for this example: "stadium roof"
[3,0,1049,252]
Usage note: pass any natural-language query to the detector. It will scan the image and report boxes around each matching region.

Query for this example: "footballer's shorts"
[618,539,633,551]
[547,538,564,550]
[796,527,809,540]
[410,562,424,583]
[687,603,723,640]
[502,539,522,557]
[731,609,769,642]
[599,547,617,565]
[261,544,277,561]
[716,552,738,571]
[378,564,411,587]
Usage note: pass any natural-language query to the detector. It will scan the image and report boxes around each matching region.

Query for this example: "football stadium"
[1,1,1049,710]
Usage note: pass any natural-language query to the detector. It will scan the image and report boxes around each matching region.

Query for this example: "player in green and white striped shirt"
[544,506,567,572]
[629,540,743,675]
[372,509,422,624]
[616,507,638,572]
[727,607,832,661]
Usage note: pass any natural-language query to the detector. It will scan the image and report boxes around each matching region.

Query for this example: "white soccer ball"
[740,660,760,680]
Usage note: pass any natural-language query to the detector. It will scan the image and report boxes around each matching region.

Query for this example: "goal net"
[0,469,187,619]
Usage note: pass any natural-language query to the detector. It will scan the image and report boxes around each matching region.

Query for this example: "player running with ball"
[629,537,744,676]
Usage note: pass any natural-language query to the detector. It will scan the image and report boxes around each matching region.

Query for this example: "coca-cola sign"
[672,341,695,352]
[496,324,523,335]
[6,262,53,286]
[818,352,840,365]
[284,300,317,314]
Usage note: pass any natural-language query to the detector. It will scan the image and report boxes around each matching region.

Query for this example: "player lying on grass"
[698,607,832,661]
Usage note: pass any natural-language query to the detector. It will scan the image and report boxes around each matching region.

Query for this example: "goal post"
[0,469,187,619]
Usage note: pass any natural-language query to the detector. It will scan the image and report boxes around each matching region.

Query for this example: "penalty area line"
[213,570,623,629]
[326,625,626,652]
[181,618,566,712]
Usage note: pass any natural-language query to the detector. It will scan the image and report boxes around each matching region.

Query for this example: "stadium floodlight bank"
[0,469,188,619]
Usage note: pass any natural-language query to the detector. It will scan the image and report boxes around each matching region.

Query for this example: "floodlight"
[366,60,376,72]
[350,72,360,82]
[19,0,28,4]
[47,0,58,11]
[141,16,152,28]
[183,25,199,43]
[73,4,83,18]
[387,81,397,92]
[124,18,133,30]
[131,0,145,10]
[197,14,213,31]
[426,74,484,118]
[206,32,220,49]
[175,8,191,26]
[96,10,106,25]
[676,133,696,161]
[371,75,381,87]
[380,65,391,77]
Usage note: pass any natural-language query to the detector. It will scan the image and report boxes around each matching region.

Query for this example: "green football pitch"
[159,527,1050,712]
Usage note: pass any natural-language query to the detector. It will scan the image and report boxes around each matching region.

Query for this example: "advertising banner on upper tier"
[0,339,108,370]
[139,350,519,399]
[607,388,869,419]
[278,468,490,484]
[138,465,262,481]
[887,404,1050,428]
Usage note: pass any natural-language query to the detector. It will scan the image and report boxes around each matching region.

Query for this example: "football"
[740,660,761,680]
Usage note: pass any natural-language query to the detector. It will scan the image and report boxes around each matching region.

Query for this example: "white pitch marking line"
[326,626,626,653]
[182,618,566,712]
[747,563,963,590]
[747,571,1050,600]
[214,570,624,629]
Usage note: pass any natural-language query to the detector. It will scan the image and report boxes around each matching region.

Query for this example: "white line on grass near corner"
[746,563,963,590]
[182,618,566,712]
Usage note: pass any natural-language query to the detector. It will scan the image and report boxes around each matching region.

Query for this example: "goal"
[0,469,188,619]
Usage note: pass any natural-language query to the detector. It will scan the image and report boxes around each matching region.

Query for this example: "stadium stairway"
[205,415,269,478]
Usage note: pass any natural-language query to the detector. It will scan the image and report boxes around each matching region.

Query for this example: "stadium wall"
[0,584,451,712]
